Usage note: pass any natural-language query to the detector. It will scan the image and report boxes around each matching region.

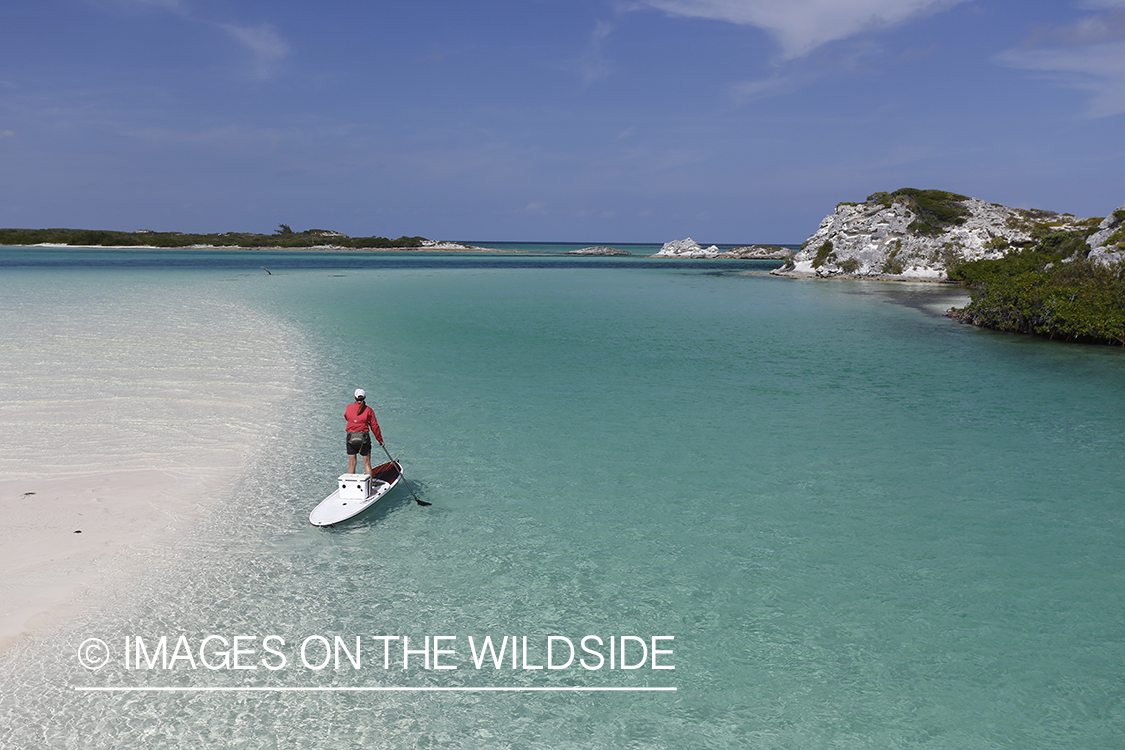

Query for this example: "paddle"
[378,440,431,506]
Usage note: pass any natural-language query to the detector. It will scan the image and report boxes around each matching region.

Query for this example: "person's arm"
[369,409,384,445]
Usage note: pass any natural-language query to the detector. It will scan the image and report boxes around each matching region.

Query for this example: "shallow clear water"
[1,248,1124,748]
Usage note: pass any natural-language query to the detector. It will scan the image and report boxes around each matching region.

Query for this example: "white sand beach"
[0,278,303,653]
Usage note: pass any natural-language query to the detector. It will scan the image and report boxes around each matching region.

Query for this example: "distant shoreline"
[17,241,528,253]
[9,242,800,257]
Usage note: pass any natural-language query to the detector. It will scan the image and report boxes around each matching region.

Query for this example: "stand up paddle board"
[309,460,402,526]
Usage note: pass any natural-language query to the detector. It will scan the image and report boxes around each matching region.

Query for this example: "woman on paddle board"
[345,388,384,476]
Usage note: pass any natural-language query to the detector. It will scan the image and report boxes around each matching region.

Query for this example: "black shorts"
[346,432,371,456]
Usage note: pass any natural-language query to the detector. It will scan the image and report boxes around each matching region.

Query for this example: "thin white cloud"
[221,22,290,80]
[728,64,821,102]
[727,39,881,102]
[97,1,290,81]
[998,8,1125,117]
[577,21,617,85]
[0,130,15,140]
[633,0,967,59]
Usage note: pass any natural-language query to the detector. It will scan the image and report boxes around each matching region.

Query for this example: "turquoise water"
[1,248,1124,748]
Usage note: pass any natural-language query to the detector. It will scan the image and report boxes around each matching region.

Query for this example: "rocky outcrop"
[773,189,1097,281]
[653,238,722,258]
[722,245,792,260]
[1086,206,1125,267]
[567,246,632,255]
[652,239,791,260]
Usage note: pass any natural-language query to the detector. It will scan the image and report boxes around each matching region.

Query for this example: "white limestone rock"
[568,246,632,255]
[773,190,1095,281]
[652,240,791,260]
[1086,206,1125,267]
[653,238,721,258]
[720,245,792,260]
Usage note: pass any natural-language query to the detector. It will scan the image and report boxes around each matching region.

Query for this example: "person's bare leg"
[348,454,358,474]
[363,454,373,476]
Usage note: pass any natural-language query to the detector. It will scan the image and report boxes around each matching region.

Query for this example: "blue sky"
[2,0,1123,243]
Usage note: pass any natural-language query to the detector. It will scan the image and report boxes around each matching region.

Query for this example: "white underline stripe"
[73,685,676,692]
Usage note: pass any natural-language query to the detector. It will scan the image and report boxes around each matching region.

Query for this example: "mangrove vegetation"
[0,226,427,249]
[948,226,1125,345]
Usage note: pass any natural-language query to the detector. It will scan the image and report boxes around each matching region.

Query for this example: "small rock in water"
[722,245,792,260]
[567,246,631,256]
[652,238,721,258]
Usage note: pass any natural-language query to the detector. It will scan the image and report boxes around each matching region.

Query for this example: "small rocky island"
[566,246,632,256]
[767,188,1125,345]
[652,238,792,259]
[773,189,1123,280]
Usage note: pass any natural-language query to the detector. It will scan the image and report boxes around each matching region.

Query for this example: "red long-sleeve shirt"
[344,402,383,444]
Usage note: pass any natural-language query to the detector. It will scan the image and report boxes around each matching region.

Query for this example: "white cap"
[354,388,365,399]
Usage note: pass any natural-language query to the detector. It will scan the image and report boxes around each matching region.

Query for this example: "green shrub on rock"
[948,226,1125,345]
[812,240,834,268]
[866,188,971,236]
[882,240,904,275]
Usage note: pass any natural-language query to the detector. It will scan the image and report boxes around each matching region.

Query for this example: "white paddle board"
[309,461,402,526]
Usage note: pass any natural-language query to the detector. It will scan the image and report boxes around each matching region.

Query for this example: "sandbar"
[0,279,303,654]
